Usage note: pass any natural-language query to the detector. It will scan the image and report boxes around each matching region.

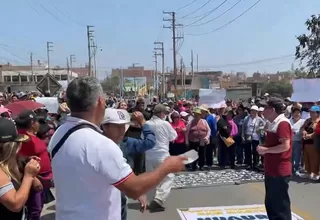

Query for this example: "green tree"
[295,14,320,77]
[293,68,309,79]
[101,76,120,93]
[261,81,292,98]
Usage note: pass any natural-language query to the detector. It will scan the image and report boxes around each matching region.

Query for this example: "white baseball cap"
[250,105,259,111]
[101,108,130,125]
[180,111,189,117]
[258,107,264,112]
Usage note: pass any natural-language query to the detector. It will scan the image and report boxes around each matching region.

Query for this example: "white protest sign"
[177,205,304,220]
[35,97,59,114]
[291,78,320,102]
[199,89,226,107]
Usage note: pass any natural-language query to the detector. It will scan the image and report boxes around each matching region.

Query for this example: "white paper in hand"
[180,150,199,164]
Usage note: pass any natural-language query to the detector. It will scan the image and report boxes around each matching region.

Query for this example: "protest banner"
[35,97,59,114]
[177,204,304,220]
[291,78,320,102]
[199,89,226,107]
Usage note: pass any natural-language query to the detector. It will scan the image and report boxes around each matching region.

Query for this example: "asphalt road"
[41,179,319,220]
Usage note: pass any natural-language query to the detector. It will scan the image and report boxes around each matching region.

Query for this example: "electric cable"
[185,0,228,27]
[188,0,242,27]
[180,0,213,19]
[186,0,261,36]
[176,0,198,12]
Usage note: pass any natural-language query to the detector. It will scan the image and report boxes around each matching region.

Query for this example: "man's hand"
[304,134,312,140]
[257,146,269,155]
[160,156,187,173]
[302,131,307,137]
[132,111,146,125]
[137,195,147,213]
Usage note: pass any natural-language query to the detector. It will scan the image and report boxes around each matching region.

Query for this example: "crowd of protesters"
[0,76,319,220]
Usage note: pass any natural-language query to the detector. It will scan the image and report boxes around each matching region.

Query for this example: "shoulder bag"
[51,123,100,159]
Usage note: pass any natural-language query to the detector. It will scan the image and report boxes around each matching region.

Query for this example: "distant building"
[111,66,153,85]
[0,63,88,81]
[0,70,78,84]
[0,63,79,92]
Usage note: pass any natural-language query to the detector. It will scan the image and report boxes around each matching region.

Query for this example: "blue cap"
[310,106,320,112]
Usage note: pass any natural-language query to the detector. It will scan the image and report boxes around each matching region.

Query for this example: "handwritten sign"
[177,205,304,220]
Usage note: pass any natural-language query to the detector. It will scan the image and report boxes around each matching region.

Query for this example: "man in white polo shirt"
[48,77,186,220]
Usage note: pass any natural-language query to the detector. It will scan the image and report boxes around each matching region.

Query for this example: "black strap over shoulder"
[51,123,99,159]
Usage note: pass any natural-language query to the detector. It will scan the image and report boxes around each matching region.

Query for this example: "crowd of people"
[0,76,319,220]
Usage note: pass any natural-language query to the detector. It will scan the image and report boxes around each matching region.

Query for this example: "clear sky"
[1,0,320,79]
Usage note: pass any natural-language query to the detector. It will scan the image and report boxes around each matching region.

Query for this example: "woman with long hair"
[0,118,40,220]
[300,105,320,180]
[15,110,53,220]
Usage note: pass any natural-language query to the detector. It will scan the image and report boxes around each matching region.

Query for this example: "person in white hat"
[101,108,157,219]
[241,105,266,170]
[145,104,178,212]
[258,107,265,119]
[48,77,186,220]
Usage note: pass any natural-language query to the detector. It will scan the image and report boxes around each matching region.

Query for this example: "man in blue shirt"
[101,109,156,220]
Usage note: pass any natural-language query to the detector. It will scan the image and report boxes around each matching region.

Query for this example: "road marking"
[250,183,315,220]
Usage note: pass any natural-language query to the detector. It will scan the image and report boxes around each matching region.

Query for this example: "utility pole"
[46,42,54,94]
[180,57,185,98]
[196,53,199,73]
[69,54,76,82]
[153,51,161,96]
[30,53,34,83]
[46,42,53,75]
[66,57,70,83]
[163,11,183,91]
[92,40,98,78]
[191,50,194,77]
[87,25,94,77]
[154,42,165,95]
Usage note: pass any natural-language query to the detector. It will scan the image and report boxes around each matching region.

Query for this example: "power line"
[186,0,261,36]
[188,0,242,27]
[0,47,29,63]
[27,3,42,16]
[180,0,213,19]
[0,43,47,61]
[176,28,185,52]
[198,55,294,69]
[176,0,198,12]
[38,3,68,25]
[48,2,86,27]
[184,0,228,27]
[156,26,164,41]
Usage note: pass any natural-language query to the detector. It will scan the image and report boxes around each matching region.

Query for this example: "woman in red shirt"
[15,110,53,220]
[169,112,186,156]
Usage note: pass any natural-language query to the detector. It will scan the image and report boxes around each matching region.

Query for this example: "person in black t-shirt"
[217,110,232,169]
